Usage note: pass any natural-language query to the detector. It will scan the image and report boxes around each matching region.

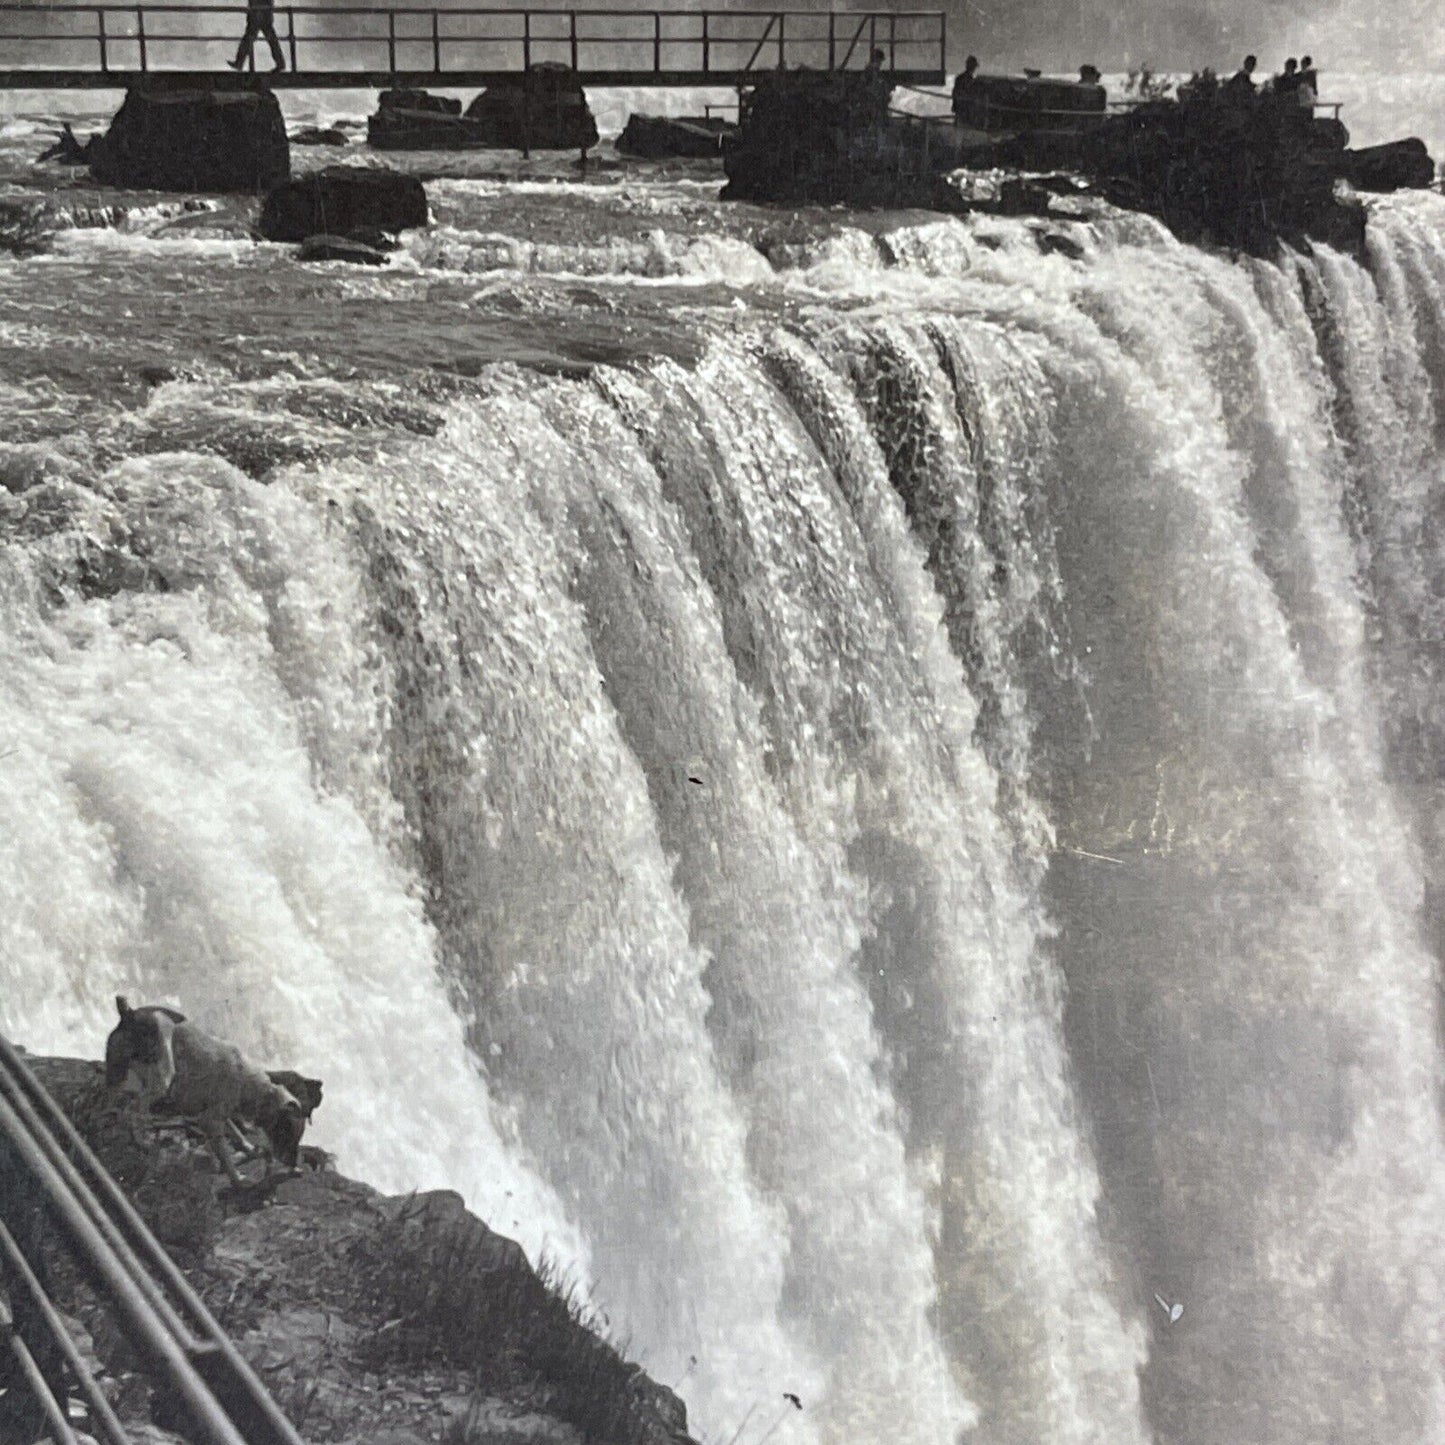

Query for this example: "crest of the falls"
[3,184,1445,1445]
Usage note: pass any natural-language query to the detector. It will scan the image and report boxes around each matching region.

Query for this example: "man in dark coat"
[228,0,286,73]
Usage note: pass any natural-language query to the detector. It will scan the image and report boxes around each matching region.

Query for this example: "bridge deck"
[0,5,947,88]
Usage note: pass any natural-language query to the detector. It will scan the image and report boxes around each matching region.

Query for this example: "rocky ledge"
[722,69,1438,261]
[21,1056,694,1445]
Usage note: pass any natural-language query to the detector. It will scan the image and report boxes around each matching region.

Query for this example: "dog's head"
[260,1086,306,1170]
[104,996,184,1093]
[266,1070,323,1121]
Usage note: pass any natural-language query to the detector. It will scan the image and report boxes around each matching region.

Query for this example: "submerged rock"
[616,113,733,159]
[297,232,391,265]
[89,87,290,194]
[290,125,350,147]
[259,166,428,242]
[1338,138,1436,192]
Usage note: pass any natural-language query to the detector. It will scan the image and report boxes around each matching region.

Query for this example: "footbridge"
[0,4,947,88]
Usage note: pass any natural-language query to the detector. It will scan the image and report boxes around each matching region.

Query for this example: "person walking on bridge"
[228,0,286,73]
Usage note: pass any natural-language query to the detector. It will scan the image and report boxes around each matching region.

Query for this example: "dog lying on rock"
[104,996,309,1186]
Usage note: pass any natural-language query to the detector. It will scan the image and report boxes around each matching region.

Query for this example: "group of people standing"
[1226,54,1322,107]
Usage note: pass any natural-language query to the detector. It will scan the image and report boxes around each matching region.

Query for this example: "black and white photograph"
[0,2,1442,1443]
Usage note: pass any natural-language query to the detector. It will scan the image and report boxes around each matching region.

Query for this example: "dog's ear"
[116,995,132,1019]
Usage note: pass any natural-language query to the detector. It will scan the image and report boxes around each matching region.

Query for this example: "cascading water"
[3,159,1445,1445]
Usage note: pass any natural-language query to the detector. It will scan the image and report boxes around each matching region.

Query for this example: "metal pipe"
[0,1040,306,1445]
[0,1089,248,1445]
[2,1322,79,1445]
[0,1218,132,1445]
[0,1062,198,1351]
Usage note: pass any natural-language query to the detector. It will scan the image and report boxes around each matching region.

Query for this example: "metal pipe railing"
[0,1218,131,1445]
[0,1034,307,1445]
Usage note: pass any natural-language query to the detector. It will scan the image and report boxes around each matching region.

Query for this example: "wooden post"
[568,10,577,72]
[287,9,298,73]
[431,8,439,71]
[387,9,396,75]
[97,8,108,72]
[888,12,895,70]
[522,9,530,71]
[652,12,660,73]
[827,11,835,70]
[776,10,784,67]
[135,5,146,71]
[701,10,708,74]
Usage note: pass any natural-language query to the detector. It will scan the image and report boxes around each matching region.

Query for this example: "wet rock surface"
[722,70,1435,258]
[616,115,732,159]
[366,90,487,151]
[89,87,290,194]
[260,166,428,242]
[291,127,351,147]
[297,233,392,265]
[21,1056,697,1445]
[463,66,600,153]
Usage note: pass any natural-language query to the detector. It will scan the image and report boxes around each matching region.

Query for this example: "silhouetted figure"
[228,0,285,73]
[1225,54,1257,96]
[1078,63,1102,84]
[866,47,887,74]
[1274,57,1299,95]
[1298,54,1318,106]
[951,53,979,118]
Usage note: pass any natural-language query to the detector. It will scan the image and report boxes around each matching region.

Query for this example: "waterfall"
[4,190,1445,1445]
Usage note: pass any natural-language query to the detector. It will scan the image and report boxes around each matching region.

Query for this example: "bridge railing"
[0,4,946,80]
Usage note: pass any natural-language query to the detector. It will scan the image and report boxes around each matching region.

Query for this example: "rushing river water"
[2,83,1445,1445]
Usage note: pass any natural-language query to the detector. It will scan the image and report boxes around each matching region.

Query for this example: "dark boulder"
[366,89,483,149]
[1035,229,1086,259]
[953,72,1106,133]
[290,125,350,147]
[722,68,897,204]
[1337,138,1436,191]
[995,177,1055,216]
[296,233,390,264]
[89,86,289,193]
[464,64,599,151]
[383,88,461,117]
[616,113,733,158]
[1071,83,1369,257]
[259,166,427,242]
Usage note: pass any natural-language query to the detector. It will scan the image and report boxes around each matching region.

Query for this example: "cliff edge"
[20,1055,695,1445]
